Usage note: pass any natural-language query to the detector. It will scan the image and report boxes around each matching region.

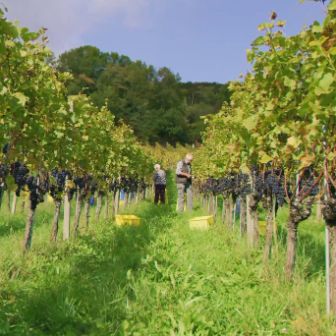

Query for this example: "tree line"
[57,46,230,145]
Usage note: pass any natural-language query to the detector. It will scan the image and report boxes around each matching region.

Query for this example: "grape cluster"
[138,178,148,193]
[253,169,286,206]
[74,176,85,190]
[87,176,98,195]
[200,173,251,198]
[217,176,234,195]
[2,143,9,155]
[49,169,68,200]
[0,163,8,194]
[232,173,251,198]
[26,175,48,210]
[200,178,219,195]
[119,177,139,193]
[0,163,8,180]
[109,180,119,193]
[4,161,50,209]
[10,162,29,196]
[74,174,97,199]
[266,173,285,205]
[200,169,287,209]
[2,160,148,208]
[108,177,146,194]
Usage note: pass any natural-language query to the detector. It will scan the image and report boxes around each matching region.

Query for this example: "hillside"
[57,46,230,145]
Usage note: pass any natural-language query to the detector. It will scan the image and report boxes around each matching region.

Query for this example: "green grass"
[0,186,335,335]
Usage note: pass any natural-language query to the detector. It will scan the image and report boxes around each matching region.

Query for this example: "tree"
[57,46,231,144]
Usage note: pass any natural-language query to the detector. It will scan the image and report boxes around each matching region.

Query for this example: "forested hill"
[57,45,230,145]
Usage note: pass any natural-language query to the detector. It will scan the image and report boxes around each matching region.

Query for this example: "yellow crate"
[189,215,214,230]
[115,215,141,227]
[259,220,266,236]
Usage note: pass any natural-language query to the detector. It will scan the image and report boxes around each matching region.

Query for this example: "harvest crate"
[189,215,214,230]
[115,215,141,227]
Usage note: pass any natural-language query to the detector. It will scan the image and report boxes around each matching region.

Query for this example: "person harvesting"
[153,164,166,204]
[176,153,193,212]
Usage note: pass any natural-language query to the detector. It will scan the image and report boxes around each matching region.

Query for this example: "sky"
[3,0,328,83]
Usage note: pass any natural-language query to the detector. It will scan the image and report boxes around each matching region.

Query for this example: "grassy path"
[0,186,335,335]
[0,200,176,335]
[121,211,333,336]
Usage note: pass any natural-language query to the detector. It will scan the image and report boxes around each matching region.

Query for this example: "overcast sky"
[3,0,327,83]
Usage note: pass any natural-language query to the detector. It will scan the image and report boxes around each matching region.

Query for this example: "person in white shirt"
[176,153,193,212]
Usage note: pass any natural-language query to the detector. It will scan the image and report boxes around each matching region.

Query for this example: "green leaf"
[246,49,254,63]
[327,152,336,161]
[329,1,336,11]
[284,77,296,90]
[318,73,334,93]
[287,136,300,149]
[259,153,273,164]
[299,154,315,170]
[329,47,336,55]
[243,116,257,131]
[252,36,265,46]
[13,92,28,106]
[312,24,323,33]
[54,131,64,139]
[5,40,15,48]
[257,22,274,31]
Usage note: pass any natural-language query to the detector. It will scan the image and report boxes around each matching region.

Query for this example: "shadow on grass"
[1,177,178,335]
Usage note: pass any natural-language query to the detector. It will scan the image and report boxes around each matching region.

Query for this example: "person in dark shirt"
[153,164,166,204]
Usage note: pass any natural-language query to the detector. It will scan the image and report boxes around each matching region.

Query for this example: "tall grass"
[0,184,335,335]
